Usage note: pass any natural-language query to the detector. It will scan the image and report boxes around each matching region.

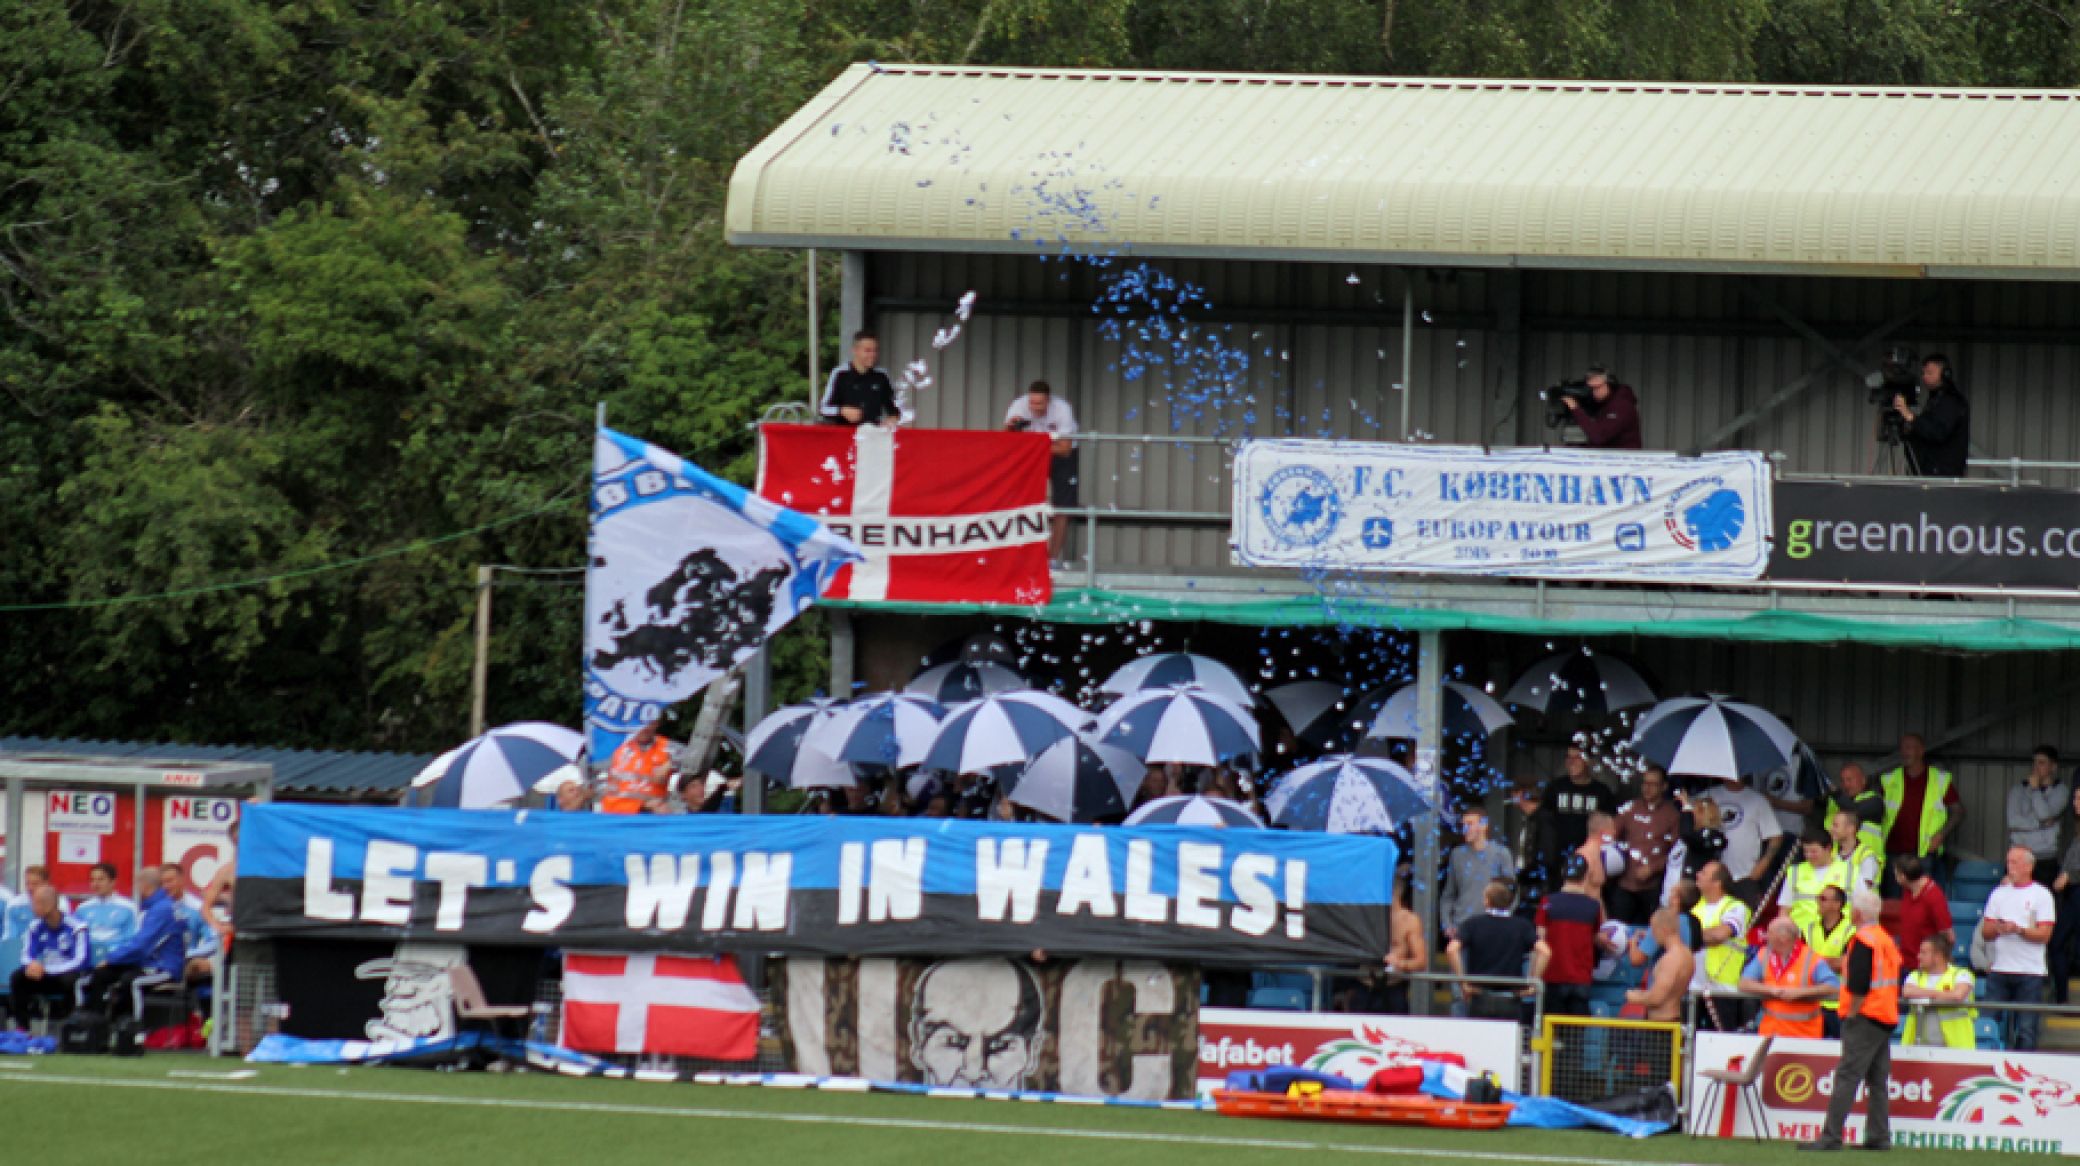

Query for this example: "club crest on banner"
[354,942,466,1043]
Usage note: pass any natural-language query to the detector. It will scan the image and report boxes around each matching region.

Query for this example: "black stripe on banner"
[237,878,1388,962]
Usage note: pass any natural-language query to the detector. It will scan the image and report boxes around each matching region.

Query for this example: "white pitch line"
[0,1072,1681,1166]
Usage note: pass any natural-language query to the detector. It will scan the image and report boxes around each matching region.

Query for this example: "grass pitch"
[1,1055,2056,1165]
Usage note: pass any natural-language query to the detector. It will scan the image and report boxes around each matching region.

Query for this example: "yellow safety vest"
[1829,792,1887,859]
[1836,842,1882,893]
[1901,966,1978,1049]
[1694,895,1747,988]
[1805,915,1856,1012]
[1880,766,1952,857]
[1785,858,1849,930]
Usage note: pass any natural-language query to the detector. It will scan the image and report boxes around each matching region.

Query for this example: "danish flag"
[756,424,1053,605]
[560,952,759,1059]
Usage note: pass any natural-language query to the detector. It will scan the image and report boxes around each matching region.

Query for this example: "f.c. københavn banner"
[1233,441,1772,583]
[584,428,861,760]
[234,805,1397,964]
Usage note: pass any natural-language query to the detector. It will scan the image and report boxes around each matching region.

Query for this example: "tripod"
[1867,413,1922,476]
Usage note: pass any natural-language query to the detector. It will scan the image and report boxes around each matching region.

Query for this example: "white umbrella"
[1008,736,1144,823]
[1096,686,1260,766]
[1630,695,1799,781]
[412,722,583,808]
[1264,756,1430,834]
[1100,653,1255,708]
[905,660,1026,703]
[745,700,848,786]
[804,693,944,769]
[923,691,1089,774]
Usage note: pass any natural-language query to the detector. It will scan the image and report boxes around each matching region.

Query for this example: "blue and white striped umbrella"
[412,721,583,809]
[905,660,1026,704]
[804,693,944,769]
[1100,653,1255,708]
[1096,686,1260,767]
[1008,735,1144,824]
[1123,794,1265,829]
[1630,695,1798,781]
[1265,756,1431,835]
[1357,682,1514,744]
[745,699,848,786]
[923,691,1088,775]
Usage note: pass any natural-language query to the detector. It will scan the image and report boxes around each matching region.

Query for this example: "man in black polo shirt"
[1448,879,1548,1020]
[820,330,900,427]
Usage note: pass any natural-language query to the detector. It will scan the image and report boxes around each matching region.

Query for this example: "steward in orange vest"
[1805,895,1903,1153]
[1739,918,1838,1039]
[602,723,675,814]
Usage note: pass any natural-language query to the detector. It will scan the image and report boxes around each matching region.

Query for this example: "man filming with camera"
[1893,353,1970,477]
[1561,365,1642,449]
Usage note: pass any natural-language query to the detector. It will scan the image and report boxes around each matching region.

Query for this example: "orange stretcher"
[1211,1089,1515,1130]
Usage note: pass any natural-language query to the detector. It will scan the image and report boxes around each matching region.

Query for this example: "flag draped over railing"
[584,428,861,760]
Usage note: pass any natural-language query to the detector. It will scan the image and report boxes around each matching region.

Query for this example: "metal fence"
[1540,1014,1683,1105]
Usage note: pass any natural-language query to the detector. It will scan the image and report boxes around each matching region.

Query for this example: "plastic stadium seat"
[1975,1015,2005,1051]
[1953,860,2001,883]
[1252,970,1313,995]
[1248,988,1309,1012]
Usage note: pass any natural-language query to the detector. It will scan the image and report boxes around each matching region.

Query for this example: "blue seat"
[1252,970,1313,995]
[1974,1015,2005,1051]
[1247,988,1309,1012]
[1951,884,1998,909]
[1950,902,1984,928]
[1954,860,2001,883]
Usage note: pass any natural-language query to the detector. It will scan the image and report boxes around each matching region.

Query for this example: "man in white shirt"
[1701,779,1784,905]
[1003,380,1078,565]
[1982,845,2057,1051]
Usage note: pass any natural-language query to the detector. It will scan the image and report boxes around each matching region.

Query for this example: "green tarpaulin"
[825,587,2080,652]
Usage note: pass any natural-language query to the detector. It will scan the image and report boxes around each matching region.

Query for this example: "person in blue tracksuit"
[80,883,185,1020]
[8,887,91,1027]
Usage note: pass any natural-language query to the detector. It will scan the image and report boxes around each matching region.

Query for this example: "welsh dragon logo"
[1302,1023,1442,1080]
[1937,1061,2080,1125]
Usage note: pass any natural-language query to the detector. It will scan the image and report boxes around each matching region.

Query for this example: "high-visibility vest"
[1834,841,1882,895]
[1880,766,1952,857]
[1805,915,1856,1012]
[602,737,673,814]
[1840,925,1902,1026]
[1901,965,1978,1048]
[1829,792,1887,859]
[1694,895,1746,988]
[1759,944,1826,1038]
[1785,858,1849,930]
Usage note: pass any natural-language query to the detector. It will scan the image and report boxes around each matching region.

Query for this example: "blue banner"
[235,805,1397,964]
[584,428,860,760]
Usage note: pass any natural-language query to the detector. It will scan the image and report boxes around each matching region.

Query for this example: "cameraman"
[1567,365,1642,449]
[1896,354,1969,477]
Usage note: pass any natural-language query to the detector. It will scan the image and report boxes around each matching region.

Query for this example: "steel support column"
[1410,628,1446,1015]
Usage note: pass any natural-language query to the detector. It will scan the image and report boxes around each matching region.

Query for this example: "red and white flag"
[560,952,759,1060]
[756,424,1053,606]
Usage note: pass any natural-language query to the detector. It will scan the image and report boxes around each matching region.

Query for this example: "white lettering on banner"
[1233,440,1772,584]
[1195,1008,1521,1095]
[976,839,1049,923]
[822,508,1050,554]
[289,836,1321,942]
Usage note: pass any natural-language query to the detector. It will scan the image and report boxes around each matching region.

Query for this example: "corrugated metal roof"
[728,65,2080,278]
[0,737,433,796]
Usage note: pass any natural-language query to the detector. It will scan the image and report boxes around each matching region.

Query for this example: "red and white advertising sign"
[757,423,1053,606]
[162,796,239,890]
[1196,1008,1520,1096]
[1694,1033,2080,1155]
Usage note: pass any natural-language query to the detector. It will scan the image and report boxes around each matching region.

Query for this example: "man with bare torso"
[1627,908,1695,1021]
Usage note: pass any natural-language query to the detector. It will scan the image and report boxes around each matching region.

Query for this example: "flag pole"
[582,402,604,786]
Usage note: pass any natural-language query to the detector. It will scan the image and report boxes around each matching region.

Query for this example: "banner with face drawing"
[236,805,1398,964]
[773,957,1199,1101]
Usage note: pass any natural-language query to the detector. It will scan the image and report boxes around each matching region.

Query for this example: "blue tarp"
[1420,1063,1670,1138]
[247,1031,612,1073]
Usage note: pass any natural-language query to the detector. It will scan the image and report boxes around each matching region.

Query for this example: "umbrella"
[745,700,851,787]
[905,660,1026,704]
[923,691,1088,775]
[1264,756,1431,834]
[924,631,1019,669]
[412,721,583,809]
[1759,742,1834,803]
[1008,736,1144,824]
[1357,682,1514,743]
[1124,795,1265,829]
[1630,695,1799,781]
[804,693,944,769]
[531,762,585,795]
[1263,680,1350,744]
[1096,686,1261,766]
[1100,653,1255,708]
[1504,650,1657,716]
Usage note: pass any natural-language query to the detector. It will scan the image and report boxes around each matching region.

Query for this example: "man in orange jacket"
[600,721,676,814]
[1740,917,1838,1039]
[1800,890,1901,1154]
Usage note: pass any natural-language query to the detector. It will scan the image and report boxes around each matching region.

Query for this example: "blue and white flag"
[585,428,861,759]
